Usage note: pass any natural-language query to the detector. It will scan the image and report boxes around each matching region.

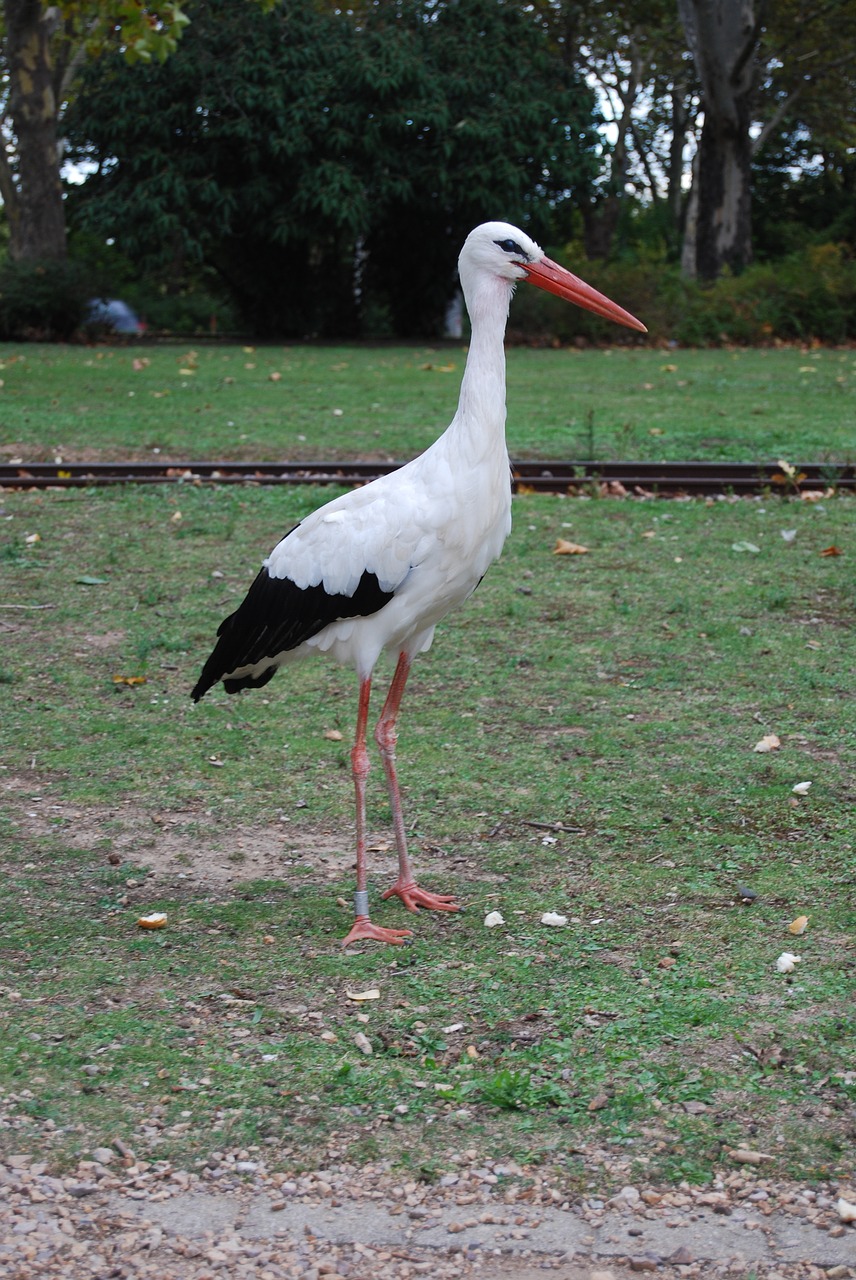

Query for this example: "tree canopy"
[64,0,599,336]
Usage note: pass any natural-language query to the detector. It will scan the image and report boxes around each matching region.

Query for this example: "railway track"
[1,459,852,495]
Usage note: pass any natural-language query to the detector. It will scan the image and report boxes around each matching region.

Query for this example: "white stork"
[192,221,645,946]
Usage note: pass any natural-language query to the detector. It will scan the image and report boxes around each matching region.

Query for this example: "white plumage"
[193,221,645,946]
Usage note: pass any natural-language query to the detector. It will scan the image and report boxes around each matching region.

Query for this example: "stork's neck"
[452,274,513,454]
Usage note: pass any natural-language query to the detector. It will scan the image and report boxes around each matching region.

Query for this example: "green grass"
[1,482,853,1190]
[1,341,855,464]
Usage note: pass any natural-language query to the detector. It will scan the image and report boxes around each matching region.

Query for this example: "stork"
[192,222,645,946]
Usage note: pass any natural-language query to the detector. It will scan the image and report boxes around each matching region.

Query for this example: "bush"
[0,258,90,340]
[505,242,856,346]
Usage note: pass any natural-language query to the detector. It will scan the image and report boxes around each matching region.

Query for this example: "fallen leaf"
[657,956,677,969]
[820,545,842,557]
[780,529,797,542]
[178,368,196,377]
[76,575,108,585]
[346,988,381,1002]
[660,363,678,372]
[730,1149,774,1164]
[554,539,589,555]
[540,912,568,927]
[788,915,809,936]
[353,1032,373,1055]
[137,912,168,930]
[268,371,282,382]
[732,541,760,554]
[753,733,781,753]
[791,781,812,795]
[132,358,150,371]
[24,532,41,544]
[323,729,344,741]
[170,511,183,524]
[775,952,801,973]
[484,910,505,928]
[112,675,147,686]
[588,1091,610,1112]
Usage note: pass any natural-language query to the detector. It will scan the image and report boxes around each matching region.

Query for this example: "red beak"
[523,256,647,333]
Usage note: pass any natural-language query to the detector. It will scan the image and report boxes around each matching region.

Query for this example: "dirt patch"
[1,771,482,895]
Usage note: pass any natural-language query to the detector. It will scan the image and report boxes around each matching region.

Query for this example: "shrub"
[0,258,90,340]
[504,242,856,346]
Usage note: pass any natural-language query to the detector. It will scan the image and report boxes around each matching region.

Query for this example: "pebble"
[0,1149,851,1280]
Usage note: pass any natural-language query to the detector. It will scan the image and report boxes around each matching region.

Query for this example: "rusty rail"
[1,459,852,494]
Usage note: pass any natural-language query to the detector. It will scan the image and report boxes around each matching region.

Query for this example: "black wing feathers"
[192,567,394,702]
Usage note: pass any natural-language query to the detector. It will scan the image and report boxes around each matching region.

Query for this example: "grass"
[1,479,854,1192]
[1,341,855,464]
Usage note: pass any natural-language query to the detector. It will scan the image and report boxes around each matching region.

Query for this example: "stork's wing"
[191,562,394,701]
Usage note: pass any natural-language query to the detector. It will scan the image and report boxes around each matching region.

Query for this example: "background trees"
[63,0,599,336]
[2,0,854,338]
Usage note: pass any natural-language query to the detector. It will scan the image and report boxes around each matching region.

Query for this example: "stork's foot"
[341,915,413,948]
[381,880,461,915]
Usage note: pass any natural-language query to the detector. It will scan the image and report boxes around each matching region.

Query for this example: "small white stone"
[483,911,505,928]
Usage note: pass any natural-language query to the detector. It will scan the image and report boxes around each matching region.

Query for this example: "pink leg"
[341,675,412,947]
[376,652,460,916]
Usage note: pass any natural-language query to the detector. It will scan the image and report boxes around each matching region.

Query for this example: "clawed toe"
[381,881,461,914]
[341,915,413,948]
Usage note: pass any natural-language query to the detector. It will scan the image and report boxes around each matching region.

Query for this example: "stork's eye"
[495,237,527,258]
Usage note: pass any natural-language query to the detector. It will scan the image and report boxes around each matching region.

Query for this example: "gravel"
[1,1149,854,1280]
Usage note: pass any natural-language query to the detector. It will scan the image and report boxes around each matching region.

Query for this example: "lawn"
[1,341,855,465]
[1,475,853,1191]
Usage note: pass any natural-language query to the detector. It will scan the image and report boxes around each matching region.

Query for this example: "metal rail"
[1,459,852,494]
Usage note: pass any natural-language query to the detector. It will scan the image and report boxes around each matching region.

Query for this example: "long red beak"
[523,256,647,333]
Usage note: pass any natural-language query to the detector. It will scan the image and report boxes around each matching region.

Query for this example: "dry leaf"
[484,910,505,928]
[792,781,812,795]
[554,539,589,555]
[753,733,781,753]
[730,1149,774,1164]
[323,729,343,741]
[657,956,677,969]
[775,952,801,973]
[268,371,282,382]
[820,545,843,557]
[588,1091,610,1112]
[346,988,381,1002]
[112,674,147,686]
[137,912,167,930]
[788,915,809,936]
[353,1032,373,1055]
[540,912,568,927]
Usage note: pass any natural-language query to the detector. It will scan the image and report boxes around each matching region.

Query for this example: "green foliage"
[64,0,599,337]
[513,241,856,345]
[0,258,90,340]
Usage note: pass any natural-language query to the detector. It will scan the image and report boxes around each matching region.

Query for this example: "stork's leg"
[341,675,412,948]
[377,652,460,915]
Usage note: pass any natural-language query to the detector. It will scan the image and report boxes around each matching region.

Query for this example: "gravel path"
[2,1149,854,1280]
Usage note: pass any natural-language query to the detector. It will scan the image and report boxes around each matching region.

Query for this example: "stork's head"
[459,221,646,333]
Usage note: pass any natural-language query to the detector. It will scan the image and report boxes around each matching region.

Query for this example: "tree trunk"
[4,0,67,260]
[678,0,759,279]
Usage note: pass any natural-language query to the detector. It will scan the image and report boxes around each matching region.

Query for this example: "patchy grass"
[1,482,854,1189]
[1,342,855,465]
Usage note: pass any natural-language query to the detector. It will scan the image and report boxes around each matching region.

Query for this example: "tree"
[678,0,856,279]
[65,0,600,336]
[0,1,190,260]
